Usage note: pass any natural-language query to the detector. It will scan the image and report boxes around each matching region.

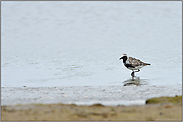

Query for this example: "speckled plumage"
[127,57,150,67]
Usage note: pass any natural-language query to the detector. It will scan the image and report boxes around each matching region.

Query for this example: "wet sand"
[1,96,182,121]
[2,85,182,106]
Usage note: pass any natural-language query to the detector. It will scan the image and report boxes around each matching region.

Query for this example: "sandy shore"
[1,96,182,121]
[1,85,182,121]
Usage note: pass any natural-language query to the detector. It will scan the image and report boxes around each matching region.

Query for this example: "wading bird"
[119,54,151,77]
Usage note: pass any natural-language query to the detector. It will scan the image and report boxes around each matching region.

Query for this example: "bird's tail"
[145,63,151,65]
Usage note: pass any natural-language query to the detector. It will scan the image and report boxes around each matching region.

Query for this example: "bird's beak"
[119,57,123,60]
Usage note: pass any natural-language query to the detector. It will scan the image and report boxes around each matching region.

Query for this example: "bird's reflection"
[123,76,147,86]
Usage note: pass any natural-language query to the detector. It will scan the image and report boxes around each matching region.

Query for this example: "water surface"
[1,1,182,87]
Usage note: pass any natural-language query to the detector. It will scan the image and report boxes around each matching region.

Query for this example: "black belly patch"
[125,64,135,68]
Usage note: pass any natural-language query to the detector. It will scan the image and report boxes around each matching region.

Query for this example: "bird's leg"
[131,69,140,77]
[131,71,135,77]
[135,69,140,72]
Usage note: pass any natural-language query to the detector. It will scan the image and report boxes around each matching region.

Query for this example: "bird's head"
[119,54,127,60]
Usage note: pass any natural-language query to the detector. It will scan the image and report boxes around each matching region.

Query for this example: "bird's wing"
[127,57,145,67]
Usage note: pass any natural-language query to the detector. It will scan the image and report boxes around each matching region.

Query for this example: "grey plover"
[119,54,151,77]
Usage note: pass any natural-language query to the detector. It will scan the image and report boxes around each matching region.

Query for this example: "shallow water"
[2,1,182,87]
